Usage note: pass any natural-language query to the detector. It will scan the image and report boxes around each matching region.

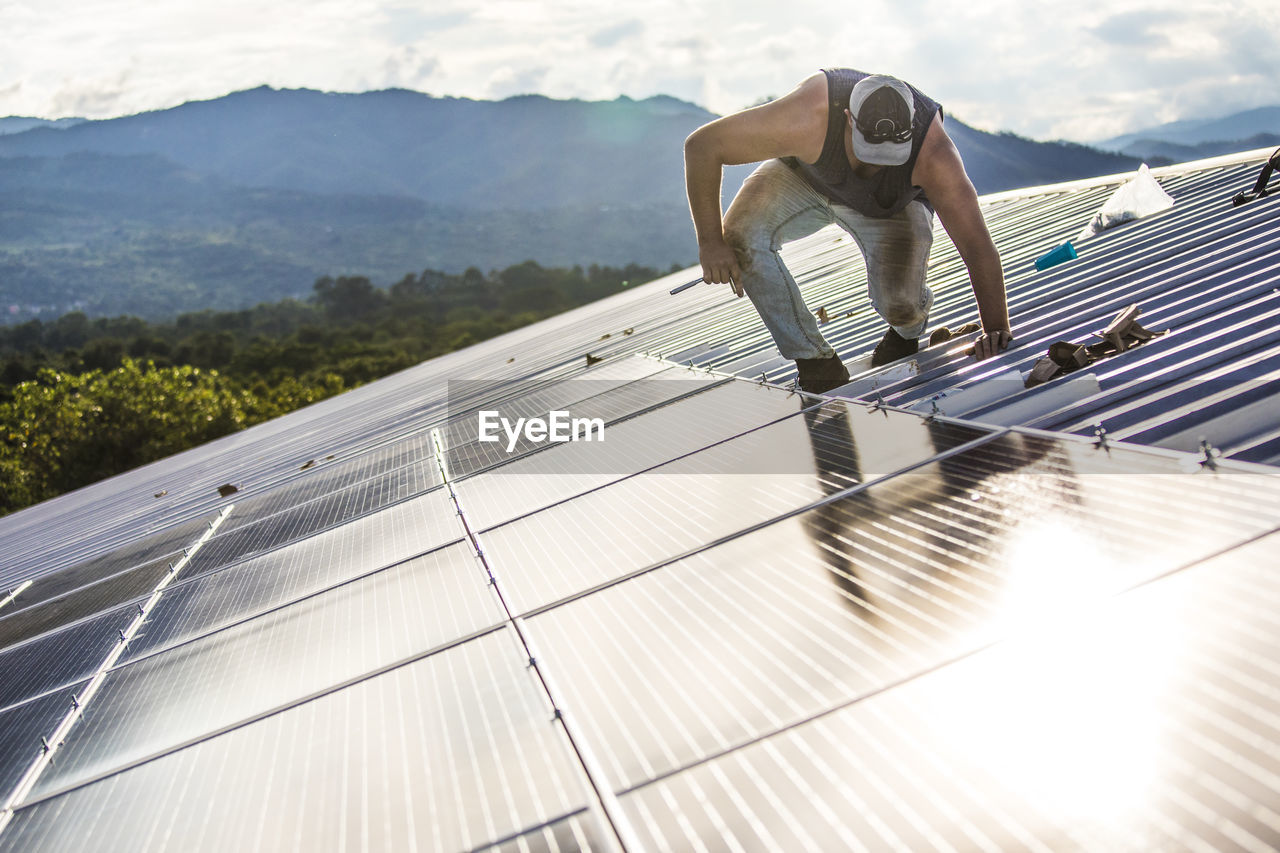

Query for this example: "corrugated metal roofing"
[0,147,1278,851]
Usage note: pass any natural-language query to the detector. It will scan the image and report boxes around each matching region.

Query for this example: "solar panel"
[0,554,172,650]
[516,431,1280,792]
[116,489,463,659]
[618,530,1280,850]
[2,629,591,851]
[454,374,829,530]
[0,605,140,710]
[28,542,502,801]
[0,682,88,799]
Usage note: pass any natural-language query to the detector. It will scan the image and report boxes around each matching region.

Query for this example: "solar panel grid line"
[514,432,1274,824]
[826,704,1041,851]
[17,614,509,811]
[114,493,466,663]
[468,809,597,853]
[0,504,233,841]
[527,532,999,796]
[708,749,832,853]
[477,415,1000,615]
[446,366,731,478]
[611,537,1280,850]
[456,379,829,531]
[431,427,641,853]
[0,510,215,599]
[102,537,494,677]
[0,549,225,657]
[784,729,964,852]
[514,425,1010,620]
[837,705,1053,853]
[1,628,595,851]
[0,604,150,715]
[616,511,1280,790]
[175,464,447,586]
[447,373,734,481]
[0,584,30,615]
[1174,711,1280,829]
[0,498,466,723]
[0,683,91,825]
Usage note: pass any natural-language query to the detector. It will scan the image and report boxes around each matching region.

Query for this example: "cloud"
[49,71,132,118]
[589,19,643,48]
[488,66,549,100]
[2,0,1279,140]
[1089,10,1177,47]
[381,46,440,88]
[379,6,471,45]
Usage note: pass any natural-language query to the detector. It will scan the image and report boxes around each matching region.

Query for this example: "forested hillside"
[0,260,660,515]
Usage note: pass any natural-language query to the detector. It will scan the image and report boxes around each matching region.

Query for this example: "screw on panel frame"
[1199,438,1220,471]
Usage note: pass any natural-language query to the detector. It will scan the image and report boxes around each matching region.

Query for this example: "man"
[685,68,1012,393]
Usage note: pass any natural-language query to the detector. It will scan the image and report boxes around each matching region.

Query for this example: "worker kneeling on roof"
[684,68,1013,393]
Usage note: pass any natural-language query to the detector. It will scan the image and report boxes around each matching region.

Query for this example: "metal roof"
[0,148,1279,851]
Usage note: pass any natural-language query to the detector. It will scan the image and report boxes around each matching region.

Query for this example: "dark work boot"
[795,354,850,394]
[870,327,919,367]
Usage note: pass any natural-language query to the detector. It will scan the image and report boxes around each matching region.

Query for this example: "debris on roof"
[1034,239,1077,270]
[1024,303,1167,388]
[1076,162,1174,241]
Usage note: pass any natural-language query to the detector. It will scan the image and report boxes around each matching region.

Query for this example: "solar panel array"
[1,149,1279,850]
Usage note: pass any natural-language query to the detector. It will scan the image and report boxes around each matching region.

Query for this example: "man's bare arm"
[914,114,1012,360]
[684,73,827,295]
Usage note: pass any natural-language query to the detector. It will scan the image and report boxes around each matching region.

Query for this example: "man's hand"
[971,328,1013,360]
[699,239,744,297]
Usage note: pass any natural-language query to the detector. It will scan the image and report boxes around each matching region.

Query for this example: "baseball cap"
[848,75,915,166]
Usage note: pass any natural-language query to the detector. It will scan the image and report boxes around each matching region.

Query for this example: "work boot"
[870,327,919,367]
[795,354,850,394]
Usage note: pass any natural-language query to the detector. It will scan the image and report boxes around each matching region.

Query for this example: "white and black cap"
[848,75,915,166]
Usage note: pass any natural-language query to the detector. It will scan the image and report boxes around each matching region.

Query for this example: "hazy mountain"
[0,117,84,136]
[0,86,1140,206]
[0,87,1147,321]
[0,87,711,210]
[1095,106,1280,161]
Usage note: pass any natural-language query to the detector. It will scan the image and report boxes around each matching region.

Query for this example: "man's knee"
[881,298,927,327]
[721,219,767,271]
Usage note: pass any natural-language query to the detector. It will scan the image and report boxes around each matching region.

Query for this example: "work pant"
[723,158,935,360]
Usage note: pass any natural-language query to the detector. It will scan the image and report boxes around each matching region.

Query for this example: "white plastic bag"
[1077,164,1175,241]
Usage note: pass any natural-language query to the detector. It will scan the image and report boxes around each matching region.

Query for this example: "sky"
[1,0,1277,143]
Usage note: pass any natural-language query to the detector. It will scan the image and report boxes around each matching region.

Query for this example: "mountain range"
[3,86,1266,322]
[1095,106,1280,162]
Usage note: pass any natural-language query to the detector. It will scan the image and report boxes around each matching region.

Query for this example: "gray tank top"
[785,68,942,218]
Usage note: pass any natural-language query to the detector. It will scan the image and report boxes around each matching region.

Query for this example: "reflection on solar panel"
[1,150,1279,850]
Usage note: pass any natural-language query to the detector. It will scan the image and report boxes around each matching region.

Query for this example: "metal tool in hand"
[669,277,703,295]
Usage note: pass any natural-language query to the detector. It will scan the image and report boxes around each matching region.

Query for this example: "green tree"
[0,359,343,514]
